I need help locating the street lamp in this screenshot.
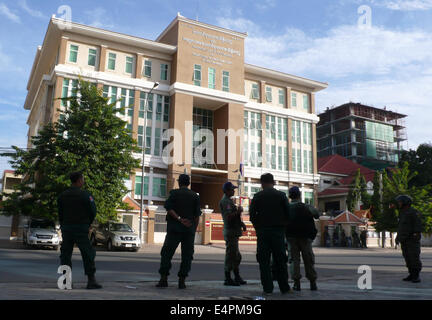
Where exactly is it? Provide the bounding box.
[139,81,159,243]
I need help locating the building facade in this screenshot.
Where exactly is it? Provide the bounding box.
[0,170,23,239]
[317,103,407,170]
[24,14,327,215]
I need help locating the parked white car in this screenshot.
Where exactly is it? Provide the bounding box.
[23,218,61,250]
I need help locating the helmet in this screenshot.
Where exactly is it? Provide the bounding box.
[289,186,301,199]
[395,195,412,206]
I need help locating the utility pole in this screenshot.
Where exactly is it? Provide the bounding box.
[139,82,159,243]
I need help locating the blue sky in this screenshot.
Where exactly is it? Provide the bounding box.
[1,0,432,174]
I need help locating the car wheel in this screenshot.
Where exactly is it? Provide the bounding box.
[90,234,97,247]
[52,246,59,251]
[132,248,139,252]
[107,239,113,251]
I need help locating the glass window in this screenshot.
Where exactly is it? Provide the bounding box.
[69,45,78,63]
[156,95,163,121]
[88,48,96,66]
[251,83,259,99]
[108,52,116,70]
[194,64,201,86]
[125,56,133,74]
[160,64,168,80]
[278,89,285,105]
[222,71,229,92]
[134,176,149,196]
[152,177,167,197]
[208,67,215,89]
[144,60,152,77]
[303,94,309,111]
[145,126,151,155]
[163,96,170,123]
[265,87,272,102]
[137,125,144,148]
[61,79,69,107]
[291,92,297,107]
[154,128,161,156]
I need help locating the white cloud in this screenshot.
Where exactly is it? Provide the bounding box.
[18,0,45,18]
[255,0,276,10]
[382,0,432,10]
[217,16,432,149]
[0,3,20,23]
[84,7,115,29]
[218,17,432,79]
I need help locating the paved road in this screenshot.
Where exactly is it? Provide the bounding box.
[1,241,432,299]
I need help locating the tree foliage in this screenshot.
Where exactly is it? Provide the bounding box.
[369,162,432,233]
[346,169,371,212]
[399,143,432,188]
[0,79,140,223]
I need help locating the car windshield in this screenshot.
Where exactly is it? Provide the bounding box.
[110,223,132,232]
[30,220,55,229]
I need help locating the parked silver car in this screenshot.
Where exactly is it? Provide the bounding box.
[23,218,61,250]
[90,221,141,252]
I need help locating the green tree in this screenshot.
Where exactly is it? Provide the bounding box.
[370,162,432,241]
[346,169,371,212]
[1,79,140,223]
[400,143,432,188]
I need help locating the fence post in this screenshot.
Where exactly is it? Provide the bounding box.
[201,208,214,245]
[146,205,158,244]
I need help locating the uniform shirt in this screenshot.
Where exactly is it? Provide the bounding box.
[397,207,422,242]
[219,194,243,236]
[249,187,290,229]
[285,199,319,239]
[58,186,96,227]
[164,187,201,233]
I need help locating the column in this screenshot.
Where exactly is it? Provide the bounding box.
[146,205,158,244]
[98,45,107,72]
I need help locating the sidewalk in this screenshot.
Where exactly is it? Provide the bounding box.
[2,274,432,300]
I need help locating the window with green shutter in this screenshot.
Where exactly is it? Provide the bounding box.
[208,67,215,89]
[125,56,133,74]
[303,94,309,111]
[265,87,272,102]
[278,89,285,105]
[251,83,259,99]
[108,53,116,70]
[291,92,297,107]
[160,64,168,80]
[69,45,78,63]
[194,64,201,86]
[144,60,152,77]
[222,71,229,92]
[134,176,149,196]
[88,48,96,66]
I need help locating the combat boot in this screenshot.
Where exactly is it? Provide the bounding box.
[224,271,240,286]
[403,269,413,281]
[86,274,102,289]
[411,269,421,283]
[156,275,168,288]
[310,280,318,291]
[293,280,301,291]
[234,270,247,285]
[178,276,186,289]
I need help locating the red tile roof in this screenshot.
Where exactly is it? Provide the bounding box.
[334,211,366,224]
[318,155,375,197]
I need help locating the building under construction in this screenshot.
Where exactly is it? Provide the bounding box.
[317,102,407,170]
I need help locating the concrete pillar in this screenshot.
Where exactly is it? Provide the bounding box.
[286,87,291,109]
[51,75,64,123]
[99,45,107,72]
[201,209,213,245]
[135,53,143,79]
[259,81,266,104]
[58,36,69,65]
[146,205,158,244]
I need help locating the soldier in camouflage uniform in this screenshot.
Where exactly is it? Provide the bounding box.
[285,186,319,291]
[219,182,247,286]
[394,195,423,283]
